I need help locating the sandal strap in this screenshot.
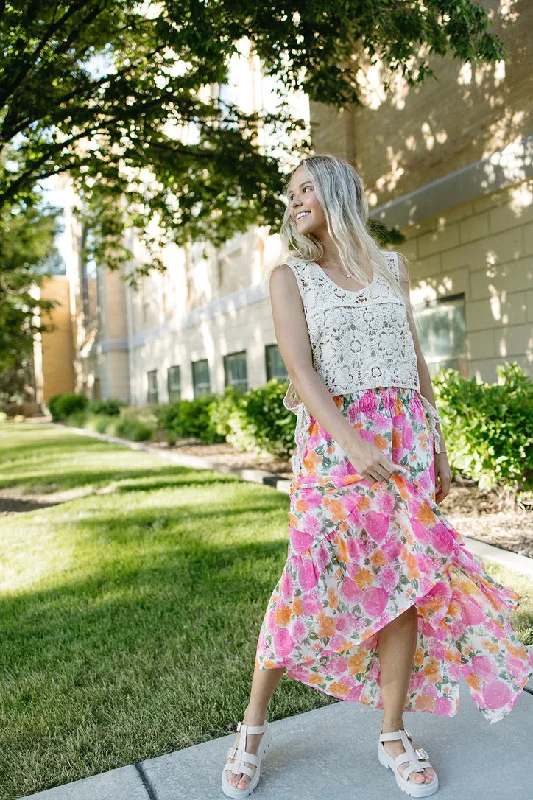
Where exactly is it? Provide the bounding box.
[226,720,267,776]
[380,729,433,781]
[237,720,268,735]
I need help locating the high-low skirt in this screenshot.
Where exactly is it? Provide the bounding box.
[254,386,533,723]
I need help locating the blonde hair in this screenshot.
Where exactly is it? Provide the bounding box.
[279,154,403,298]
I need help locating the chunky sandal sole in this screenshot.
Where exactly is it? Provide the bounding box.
[378,730,439,798]
[222,720,271,798]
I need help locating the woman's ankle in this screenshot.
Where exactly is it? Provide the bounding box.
[381,716,404,733]
[243,704,268,723]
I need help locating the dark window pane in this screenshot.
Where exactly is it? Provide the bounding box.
[224,351,248,392]
[147,369,159,404]
[191,359,211,398]
[413,294,467,377]
[167,365,181,403]
[265,344,288,381]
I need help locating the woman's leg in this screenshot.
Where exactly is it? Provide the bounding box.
[377,606,435,785]
[225,666,285,789]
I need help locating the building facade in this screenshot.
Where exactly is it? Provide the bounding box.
[44,3,532,406]
[311,0,533,384]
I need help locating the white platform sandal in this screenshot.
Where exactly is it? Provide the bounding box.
[221,718,271,798]
[378,728,439,797]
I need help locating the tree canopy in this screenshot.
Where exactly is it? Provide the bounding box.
[0,0,506,273]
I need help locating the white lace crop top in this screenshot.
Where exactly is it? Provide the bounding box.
[280,251,443,465]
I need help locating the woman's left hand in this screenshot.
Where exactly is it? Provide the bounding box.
[434,450,452,505]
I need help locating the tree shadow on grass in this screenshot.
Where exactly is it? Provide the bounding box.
[0,463,241,494]
[0,431,114,458]
[0,512,295,798]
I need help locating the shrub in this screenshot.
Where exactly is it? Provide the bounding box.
[208,386,244,440]
[82,414,118,435]
[48,393,65,421]
[156,395,225,444]
[210,379,294,459]
[63,410,89,428]
[88,399,123,416]
[432,362,533,491]
[114,414,154,442]
[48,393,88,421]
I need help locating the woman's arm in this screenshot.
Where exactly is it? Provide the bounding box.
[269,264,400,484]
[269,264,358,452]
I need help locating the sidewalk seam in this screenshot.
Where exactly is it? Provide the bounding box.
[134,762,159,800]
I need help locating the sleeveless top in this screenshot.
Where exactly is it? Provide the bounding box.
[280,251,443,473]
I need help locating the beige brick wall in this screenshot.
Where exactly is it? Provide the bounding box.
[311,1,533,207]
[398,180,533,382]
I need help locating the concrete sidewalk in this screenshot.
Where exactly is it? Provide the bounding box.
[24,676,533,800]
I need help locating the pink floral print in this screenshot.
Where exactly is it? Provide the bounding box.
[255,387,533,723]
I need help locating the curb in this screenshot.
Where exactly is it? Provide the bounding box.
[62,424,533,577]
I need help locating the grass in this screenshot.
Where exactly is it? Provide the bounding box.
[0,423,337,800]
[0,422,531,799]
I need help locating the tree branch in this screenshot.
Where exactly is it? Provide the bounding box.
[0,0,97,107]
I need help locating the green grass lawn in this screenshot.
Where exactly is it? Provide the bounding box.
[0,423,338,799]
[0,422,531,799]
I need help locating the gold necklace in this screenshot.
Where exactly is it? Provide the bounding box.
[319,260,363,279]
[319,260,353,278]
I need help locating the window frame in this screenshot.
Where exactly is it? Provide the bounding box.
[167,365,181,403]
[191,358,211,398]
[223,350,248,392]
[265,343,288,382]
[147,369,159,404]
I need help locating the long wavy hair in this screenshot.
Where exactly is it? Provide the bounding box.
[279,154,404,298]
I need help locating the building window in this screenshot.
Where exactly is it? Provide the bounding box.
[224,350,248,392]
[147,369,159,404]
[265,344,288,382]
[413,293,467,378]
[191,358,211,397]
[167,365,181,403]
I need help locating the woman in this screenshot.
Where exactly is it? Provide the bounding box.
[221,155,533,799]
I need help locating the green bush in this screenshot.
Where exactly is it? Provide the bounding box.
[208,386,245,441]
[48,393,88,421]
[82,414,118,435]
[63,410,89,428]
[210,379,294,459]
[114,414,154,442]
[156,395,225,444]
[88,399,123,416]
[432,362,533,491]
[48,393,65,421]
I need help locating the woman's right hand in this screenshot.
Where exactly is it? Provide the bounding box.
[344,435,404,485]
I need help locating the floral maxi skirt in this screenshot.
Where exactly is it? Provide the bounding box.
[254,386,533,723]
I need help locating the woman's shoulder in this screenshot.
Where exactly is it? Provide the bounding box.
[268,255,310,282]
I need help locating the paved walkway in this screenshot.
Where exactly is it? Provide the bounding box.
[21,427,533,799]
[24,675,533,800]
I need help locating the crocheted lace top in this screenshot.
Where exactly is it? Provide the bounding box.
[280,251,443,473]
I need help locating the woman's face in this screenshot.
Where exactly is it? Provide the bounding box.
[287,165,327,239]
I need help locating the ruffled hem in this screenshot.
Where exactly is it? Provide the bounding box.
[260,386,533,723]
[255,469,533,724]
